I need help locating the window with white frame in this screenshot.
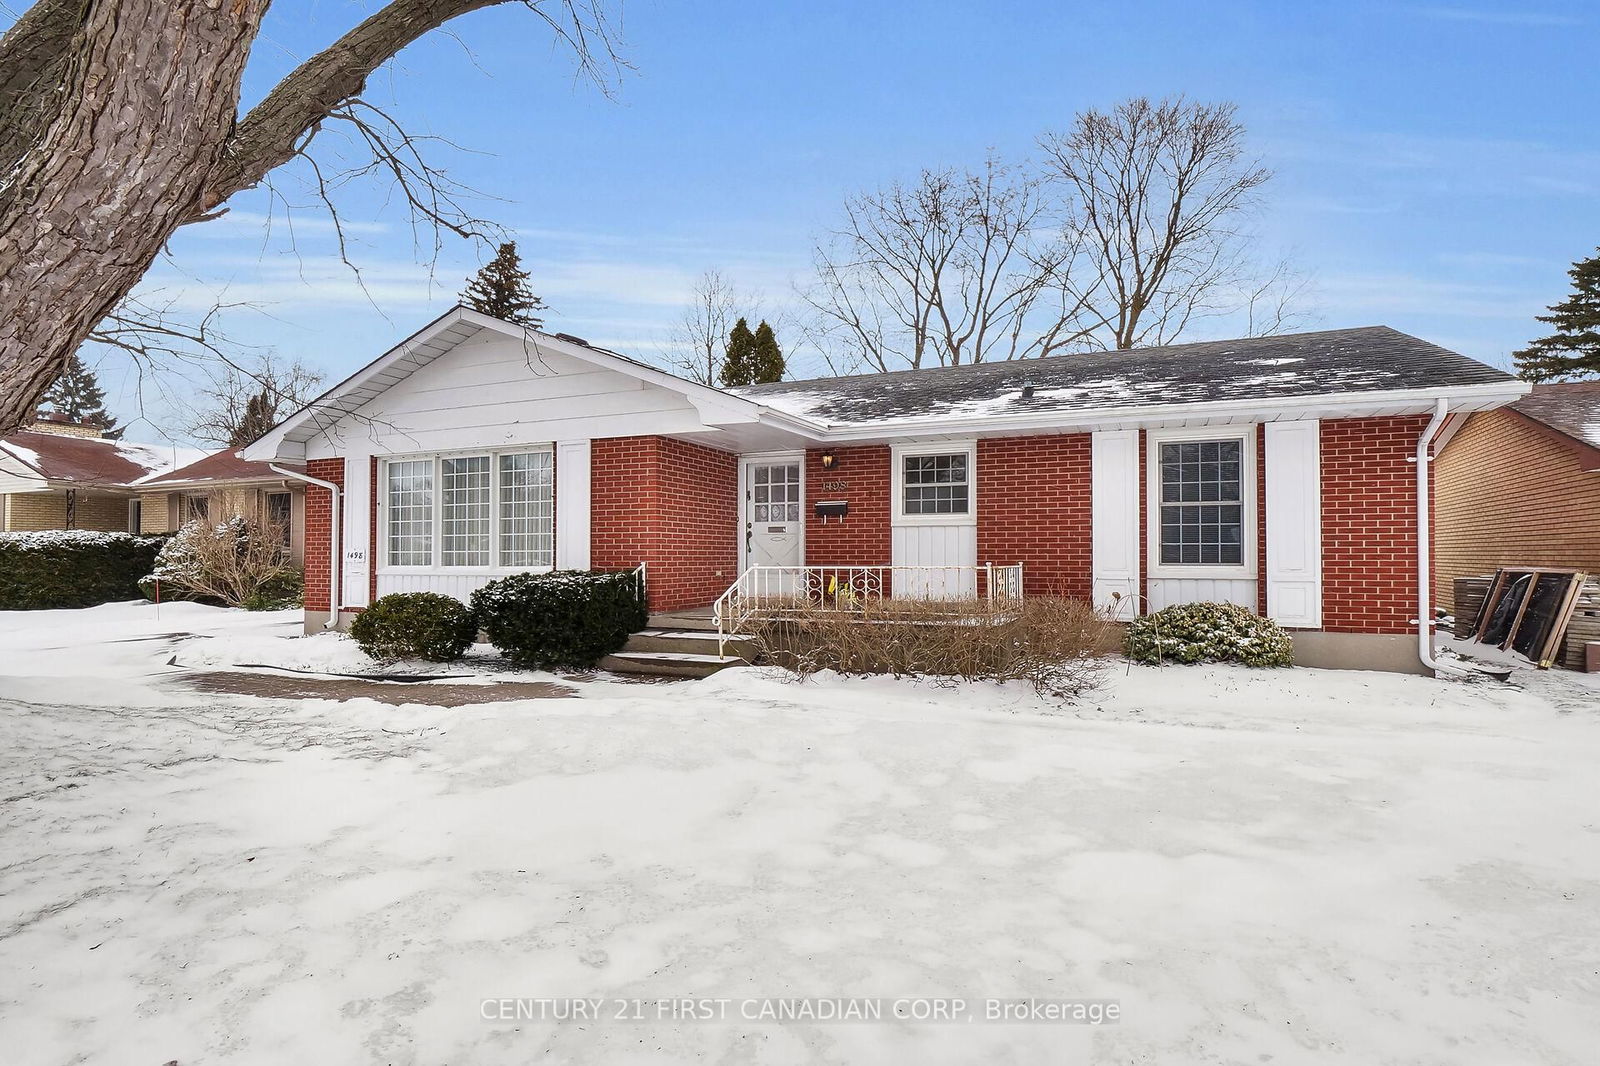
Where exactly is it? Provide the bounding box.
[440,455,492,566]
[384,449,554,569]
[386,459,434,566]
[901,452,970,516]
[1158,438,1244,565]
[498,451,554,567]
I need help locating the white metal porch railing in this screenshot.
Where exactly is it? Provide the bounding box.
[712,563,1024,655]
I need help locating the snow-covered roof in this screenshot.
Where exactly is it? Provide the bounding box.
[1508,381,1600,452]
[0,430,204,489]
[733,327,1521,428]
[138,449,303,489]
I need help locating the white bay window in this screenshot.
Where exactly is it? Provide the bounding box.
[383,448,554,570]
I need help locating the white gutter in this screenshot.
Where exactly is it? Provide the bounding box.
[1414,400,1472,678]
[271,464,340,630]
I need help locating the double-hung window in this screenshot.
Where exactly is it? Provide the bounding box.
[901,452,971,517]
[384,448,553,570]
[1158,438,1245,566]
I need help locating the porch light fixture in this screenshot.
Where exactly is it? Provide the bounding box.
[820,451,838,470]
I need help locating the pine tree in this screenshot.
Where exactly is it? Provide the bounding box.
[230,391,277,447]
[42,353,120,436]
[1514,248,1600,381]
[719,318,757,388]
[750,320,786,384]
[462,241,548,327]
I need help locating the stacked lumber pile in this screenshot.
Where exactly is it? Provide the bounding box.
[1453,571,1599,671]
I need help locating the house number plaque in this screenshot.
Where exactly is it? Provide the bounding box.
[823,480,848,492]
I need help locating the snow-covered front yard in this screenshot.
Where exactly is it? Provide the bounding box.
[3,603,1599,1064]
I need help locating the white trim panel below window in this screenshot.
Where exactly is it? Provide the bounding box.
[1090,429,1140,617]
[1264,419,1323,628]
[555,440,592,571]
[1148,578,1258,612]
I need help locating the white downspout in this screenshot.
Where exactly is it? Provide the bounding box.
[272,464,341,630]
[1414,400,1461,677]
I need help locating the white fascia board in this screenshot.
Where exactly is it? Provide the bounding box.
[800,380,1533,444]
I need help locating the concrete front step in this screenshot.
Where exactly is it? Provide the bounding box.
[598,650,750,679]
[646,609,718,633]
[626,628,756,657]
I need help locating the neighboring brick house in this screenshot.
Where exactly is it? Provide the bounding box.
[136,450,308,567]
[0,416,202,533]
[1435,382,1600,612]
[243,307,1530,673]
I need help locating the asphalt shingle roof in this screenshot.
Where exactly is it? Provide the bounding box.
[1508,381,1600,450]
[734,326,1516,426]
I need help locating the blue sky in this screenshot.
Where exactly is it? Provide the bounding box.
[97,0,1597,441]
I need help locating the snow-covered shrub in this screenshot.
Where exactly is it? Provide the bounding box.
[143,517,302,610]
[470,570,647,669]
[748,596,1114,702]
[1125,601,1293,667]
[349,592,478,662]
[0,530,165,610]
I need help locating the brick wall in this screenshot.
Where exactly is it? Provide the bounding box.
[303,458,344,613]
[1,490,128,532]
[976,434,1092,599]
[1435,409,1600,612]
[1320,415,1429,634]
[591,436,738,611]
[805,446,891,567]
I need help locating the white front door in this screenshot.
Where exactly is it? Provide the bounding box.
[743,459,804,582]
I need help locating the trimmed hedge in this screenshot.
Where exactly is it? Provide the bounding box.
[470,570,647,669]
[349,592,479,662]
[1126,601,1294,667]
[0,530,165,610]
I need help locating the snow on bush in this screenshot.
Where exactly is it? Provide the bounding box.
[470,570,646,669]
[349,592,478,662]
[144,517,301,610]
[1125,601,1293,667]
[0,529,164,610]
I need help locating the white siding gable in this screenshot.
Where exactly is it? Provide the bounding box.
[302,333,708,459]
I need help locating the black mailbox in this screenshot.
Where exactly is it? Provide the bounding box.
[814,500,848,520]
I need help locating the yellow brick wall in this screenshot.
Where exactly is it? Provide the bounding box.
[0,490,130,532]
[1435,409,1600,611]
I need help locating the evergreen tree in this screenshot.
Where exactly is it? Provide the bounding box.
[230,391,277,447]
[42,353,120,436]
[462,241,548,327]
[719,318,757,387]
[750,320,786,384]
[1514,248,1600,381]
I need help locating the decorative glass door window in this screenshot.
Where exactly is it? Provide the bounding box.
[440,455,492,566]
[1158,440,1243,565]
[902,453,969,515]
[386,459,434,566]
[498,451,554,567]
[752,463,801,523]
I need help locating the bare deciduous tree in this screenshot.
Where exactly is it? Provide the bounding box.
[669,270,753,385]
[0,0,623,436]
[1037,96,1274,351]
[189,355,327,447]
[803,158,1067,372]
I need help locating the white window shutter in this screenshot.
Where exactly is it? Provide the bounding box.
[1264,420,1322,628]
[555,440,591,571]
[1091,430,1140,618]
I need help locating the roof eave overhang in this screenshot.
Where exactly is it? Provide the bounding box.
[797,380,1534,444]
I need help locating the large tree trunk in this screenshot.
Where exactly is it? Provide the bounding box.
[0,0,567,438]
[0,0,269,436]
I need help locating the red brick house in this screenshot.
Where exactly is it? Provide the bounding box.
[243,307,1529,673]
